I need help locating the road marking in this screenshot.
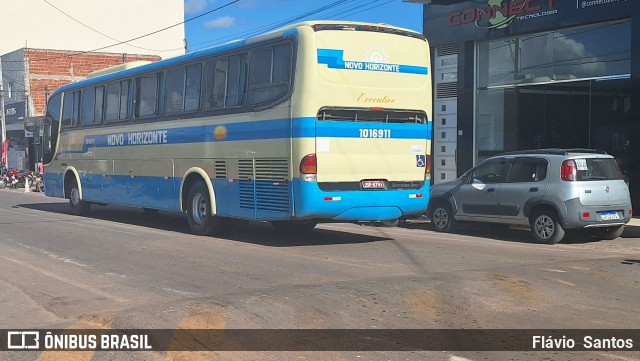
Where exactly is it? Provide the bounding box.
[596,353,640,361]
[72,222,141,236]
[0,255,129,303]
[450,356,475,361]
[542,268,567,273]
[554,278,576,287]
[160,286,200,297]
[17,243,91,267]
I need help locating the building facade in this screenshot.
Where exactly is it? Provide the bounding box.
[1,49,160,170]
[423,0,640,212]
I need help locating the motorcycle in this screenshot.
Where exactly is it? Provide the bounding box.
[6,170,32,189]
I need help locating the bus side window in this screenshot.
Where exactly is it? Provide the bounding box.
[62,92,75,127]
[226,54,248,107]
[165,67,185,115]
[204,59,228,110]
[135,74,158,118]
[120,79,132,120]
[250,43,292,105]
[72,91,81,126]
[94,85,104,123]
[80,87,95,125]
[43,93,61,164]
[185,63,202,112]
[105,82,120,121]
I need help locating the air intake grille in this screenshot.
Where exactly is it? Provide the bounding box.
[255,159,289,212]
[437,44,459,57]
[238,159,255,209]
[436,82,458,99]
[214,160,227,179]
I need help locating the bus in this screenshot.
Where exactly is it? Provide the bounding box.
[41,21,432,235]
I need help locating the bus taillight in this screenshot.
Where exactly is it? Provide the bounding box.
[300,153,317,182]
[425,154,431,181]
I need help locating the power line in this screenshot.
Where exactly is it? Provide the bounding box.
[41,0,182,53]
[189,0,404,52]
[2,0,241,64]
[188,0,356,50]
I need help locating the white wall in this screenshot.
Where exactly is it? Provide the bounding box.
[1,0,184,59]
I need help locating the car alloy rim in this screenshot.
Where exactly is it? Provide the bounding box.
[433,208,448,229]
[534,215,554,239]
[191,193,207,225]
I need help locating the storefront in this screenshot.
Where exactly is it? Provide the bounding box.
[423,0,640,212]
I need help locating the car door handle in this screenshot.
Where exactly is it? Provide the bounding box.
[530,187,539,192]
[487,188,495,193]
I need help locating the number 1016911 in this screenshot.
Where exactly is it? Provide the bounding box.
[359,129,391,138]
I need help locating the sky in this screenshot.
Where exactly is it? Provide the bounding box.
[183,0,424,52]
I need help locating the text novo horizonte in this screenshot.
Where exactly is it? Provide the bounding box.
[106,130,168,146]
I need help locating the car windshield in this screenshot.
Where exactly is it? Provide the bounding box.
[575,158,623,181]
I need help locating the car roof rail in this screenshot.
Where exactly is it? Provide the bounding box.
[499,148,608,156]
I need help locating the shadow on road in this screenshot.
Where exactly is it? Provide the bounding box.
[400,219,634,245]
[17,202,390,247]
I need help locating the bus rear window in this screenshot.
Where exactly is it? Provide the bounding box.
[317,108,426,124]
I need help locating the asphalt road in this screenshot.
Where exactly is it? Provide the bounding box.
[0,188,639,361]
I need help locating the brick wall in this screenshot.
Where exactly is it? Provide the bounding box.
[25,48,161,115]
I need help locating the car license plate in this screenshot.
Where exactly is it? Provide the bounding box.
[361,180,385,189]
[600,211,620,221]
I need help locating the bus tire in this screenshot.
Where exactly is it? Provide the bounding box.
[68,179,90,216]
[186,181,221,236]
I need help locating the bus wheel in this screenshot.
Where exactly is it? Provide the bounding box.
[69,180,90,216]
[271,220,317,233]
[186,181,221,236]
[381,219,400,227]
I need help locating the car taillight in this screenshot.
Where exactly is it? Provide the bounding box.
[561,159,577,181]
[425,154,431,181]
[300,153,317,182]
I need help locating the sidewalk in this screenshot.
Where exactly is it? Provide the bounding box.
[628,217,640,227]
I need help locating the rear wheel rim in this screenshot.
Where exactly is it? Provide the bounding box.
[534,215,554,239]
[70,188,81,207]
[433,208,449,229]
[191,193,207,225]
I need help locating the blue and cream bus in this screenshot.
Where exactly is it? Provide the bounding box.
[41,21,433,235]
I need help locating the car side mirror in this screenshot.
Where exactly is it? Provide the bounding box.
[461,175,470,184]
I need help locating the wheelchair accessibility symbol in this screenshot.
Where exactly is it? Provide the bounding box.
[416,155,426,167]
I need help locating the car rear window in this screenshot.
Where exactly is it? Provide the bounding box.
[575,158,623,181]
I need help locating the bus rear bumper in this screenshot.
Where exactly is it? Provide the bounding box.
[293,180,429,221]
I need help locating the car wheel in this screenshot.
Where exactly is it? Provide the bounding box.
[186,181,222,236]
[530,209,565,244]
[430,201,455,232]
[590,225,624,240]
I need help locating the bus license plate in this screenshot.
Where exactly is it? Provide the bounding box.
[361,180,385,189]
[600,211,620,221]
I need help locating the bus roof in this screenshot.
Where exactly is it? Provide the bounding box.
[51,20,423,97]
